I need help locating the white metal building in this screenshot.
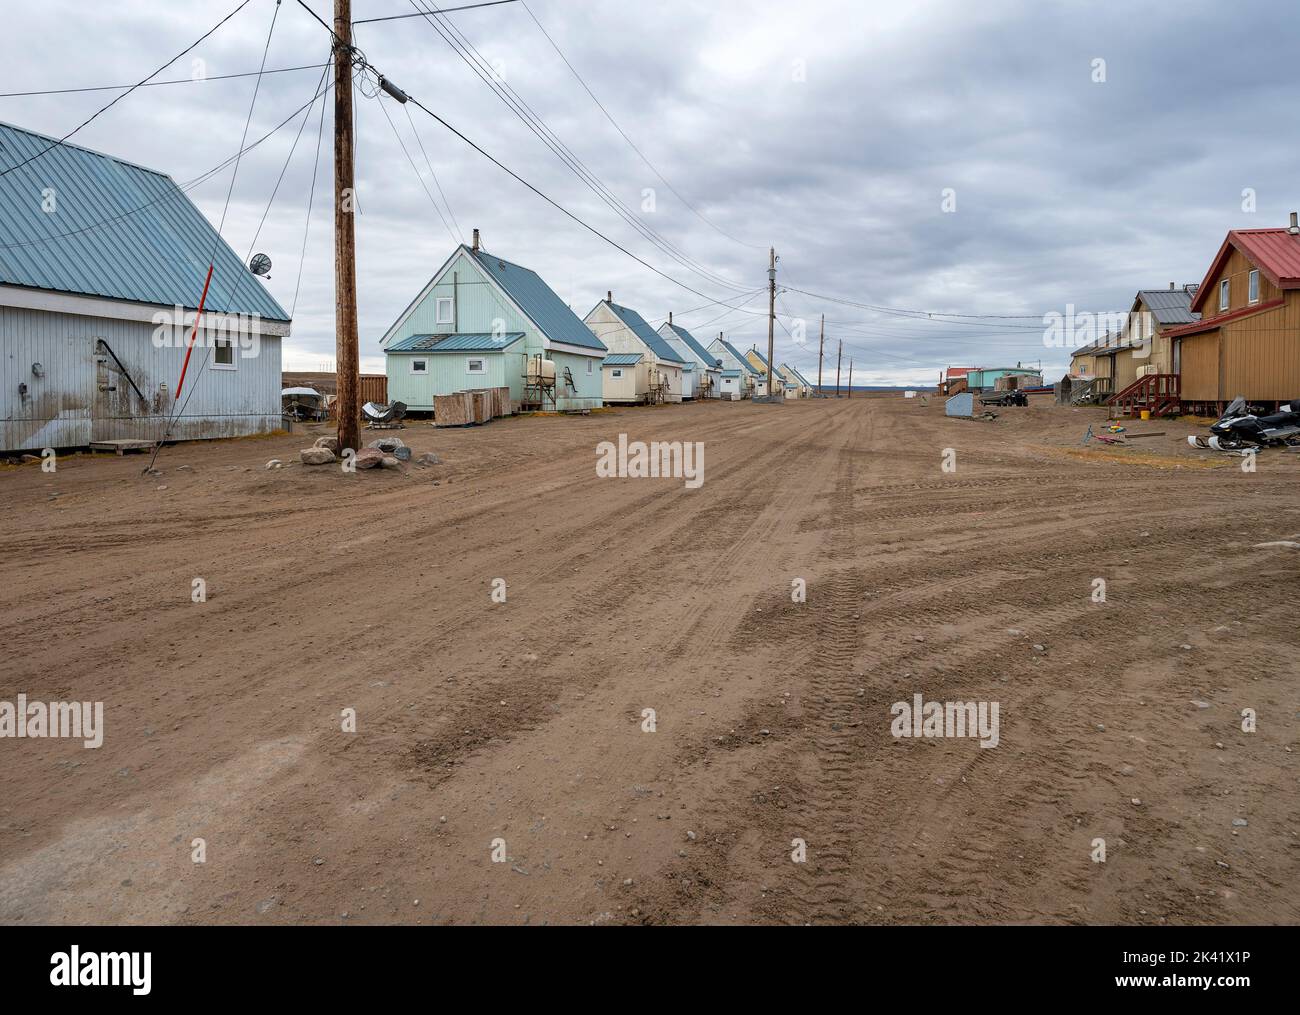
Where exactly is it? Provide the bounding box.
[0,122,290,452]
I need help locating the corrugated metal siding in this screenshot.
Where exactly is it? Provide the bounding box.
[550,350,602,410]
[471,247,605,352]
[2,305,280,450]
[0,122,288,321]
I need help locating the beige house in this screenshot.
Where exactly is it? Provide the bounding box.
[584,294,686,404]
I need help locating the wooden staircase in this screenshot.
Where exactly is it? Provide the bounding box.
[1108,373,1181,417]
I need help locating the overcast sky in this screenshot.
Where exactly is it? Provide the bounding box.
[3,0,1299,383]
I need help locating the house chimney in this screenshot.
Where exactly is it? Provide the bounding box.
[472,228,480,252]
[1169,282,1175,290]
[607,290,612,303]
[1290,211,1299,235]
[668,311,673,325]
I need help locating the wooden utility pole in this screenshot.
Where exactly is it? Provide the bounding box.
[835,340,842,397]
[848,358,853,398]
[766,247,776,397]
[817,313,824,396]
[334,0,360,452]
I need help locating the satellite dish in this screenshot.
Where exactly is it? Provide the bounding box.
[249,253,272,277]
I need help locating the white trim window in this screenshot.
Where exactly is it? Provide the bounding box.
[211,336,237,370]
[435,297,454,325]
[466,357,486,374]
[611,368,623,378]
[586,358,594,375]
[1219,278,1230,311]
[410,358,429,375]
[1248,268,1260,304]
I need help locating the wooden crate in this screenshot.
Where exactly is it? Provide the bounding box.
[433,392,475,427]
[470,391,490,423]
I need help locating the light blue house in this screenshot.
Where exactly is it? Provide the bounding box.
[658,314,722,399]
[381,234,606,412]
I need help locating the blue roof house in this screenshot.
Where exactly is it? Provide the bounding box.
[380,232,606,412]
[707,336,761,399]
[658,313,722,399]
[584,293,687,404]
[0,122,291,451]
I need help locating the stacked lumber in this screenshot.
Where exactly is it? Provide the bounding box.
[433,392,474,427]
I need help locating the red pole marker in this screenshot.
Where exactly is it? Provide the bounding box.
[176,263,215,401]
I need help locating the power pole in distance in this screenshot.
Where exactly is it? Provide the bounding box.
[817,313,824,396]
[835,340,842,398]
[334,0,360,453]
[766,247,777,398]
[848,358,853,398]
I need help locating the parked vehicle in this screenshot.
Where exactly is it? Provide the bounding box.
[1187,396,1300,451]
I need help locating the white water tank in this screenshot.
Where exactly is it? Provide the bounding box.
[527,356,556,384]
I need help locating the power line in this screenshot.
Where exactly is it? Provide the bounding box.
[0,0,257,179]
[374,90,460,246]
[403,101,462,242]
[291,71,331,318]
[353,0,520,24]
[520,0,766,253]
[0,82,335,252]
[404,0,754,296]
[0,63,329,99]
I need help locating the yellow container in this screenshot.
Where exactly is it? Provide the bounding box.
[1140,409,1151,421]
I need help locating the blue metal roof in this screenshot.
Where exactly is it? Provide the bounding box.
[713,339,761,374]
[661,320,722,369]
[603,352,643,365]
[387,332,525,352]
[603,301,686,363]
[720,369,742,377]
[471,247,606,353]
[0,121,290,321]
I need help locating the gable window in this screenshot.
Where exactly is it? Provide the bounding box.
[1248,268,1260,304]
[466,357,486,374]
[212,336,236,370]
[1219,278,1230,311]
[435,297,454,325]
[410,358,428,375]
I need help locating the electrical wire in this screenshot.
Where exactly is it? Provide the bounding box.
[0,63,328,99]
[405,0,754,296]
[0,0,257,179]
[520,0,766,253]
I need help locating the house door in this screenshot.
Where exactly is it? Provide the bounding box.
[1172,339,1181,375]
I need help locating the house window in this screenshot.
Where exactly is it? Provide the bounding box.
[586,358,593,375]
[212,336,236,370]
[611,368,623,378]
[410,358,428,375]
[466,357,486,374]
[435,297,453,325]
[1219,279,1230,311]
[1248,269,1260,304]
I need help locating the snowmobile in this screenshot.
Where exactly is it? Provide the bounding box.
[1187,396,1300,452]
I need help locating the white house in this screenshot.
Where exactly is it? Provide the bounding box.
[708,337,762,399]
[584,294,687,404]
[658,313,722,399]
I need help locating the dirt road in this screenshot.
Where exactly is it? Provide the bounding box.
[1,396,1297,925]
